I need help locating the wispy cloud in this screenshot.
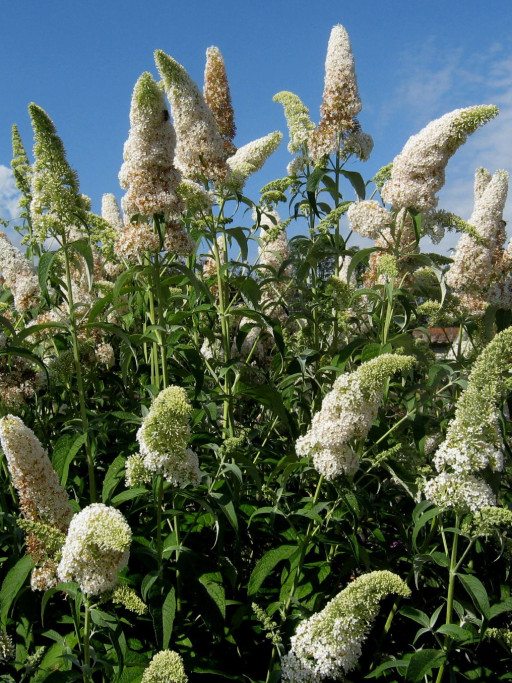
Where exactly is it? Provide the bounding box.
[382,41,512,232]
[0,165,21,221]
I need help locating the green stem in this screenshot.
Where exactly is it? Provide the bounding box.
[212,211,235,437]
[83,597,92,683]
[156,476,164,573]
[435,514,461,683]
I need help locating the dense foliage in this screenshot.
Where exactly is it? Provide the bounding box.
[1,23,512,683]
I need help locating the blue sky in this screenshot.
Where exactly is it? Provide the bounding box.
[1,0,511,253]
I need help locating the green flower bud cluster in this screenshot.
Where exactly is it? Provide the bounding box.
[137,386,201,488]
[141,650,188,683]
[110,584,148,615]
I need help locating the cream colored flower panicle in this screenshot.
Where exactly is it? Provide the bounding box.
[204,46,236,157]
[281,571,411,682]
[296,354,414,480]
[308,25,363,162]
[0,415,71,532]
[0,231,40,311]
[381,106,498,211]
[425,326,512,513]
[347,200,392,240]
[57,503,131,595]
[136,386,201,487]
[225,131,282,192]
[155,50,227,183]
[0,415,72,590]
[141,650,188,683]
[101,193,124,232]
[446,168,509,310]
[257,209,292,277]
[119,72,183,219]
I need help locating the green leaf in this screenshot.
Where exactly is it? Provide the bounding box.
[436,624,474,642]
[111,488,148,506]
[247,545,297,596]
[489,597,512,620]
[69,238,94,291]
[199,573,226,619]
[102,455,126,504]
[161,586,176,649]
[0,346,49,380]
[38,250,57,299]
[405,649,445,682]
[340,169,366,200]
[347,247,380,282]
[412,505,441,550]
[399,606,430,628]
[430,551,450,568]
[0,554,33,625]
[365,659,409,678]
[459,573,491,620]
[52,433,87,487]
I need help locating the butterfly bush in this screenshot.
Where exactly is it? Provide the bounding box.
[308,24,364,162]
[204,45,236,157]
[0,415,72,589]
[133,385,201,487]
[296,354,415,479]
[446,168,510,310]
[347,200,392,240]
[155,49,227,183]
[381,105,498,212]
[425,326,512,512]
[57,503,131,595]
[119,72,183,219]
[225,131,283,192]
[281,571,411,682]
[29,103,88,243]
[141,650,188,683]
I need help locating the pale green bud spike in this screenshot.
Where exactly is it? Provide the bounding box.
[155,50,188,88]
[11,124,32,201]
[28,103,87,242]
[110,584,148,615]
[273,91,315,154]
[134,71,164,109]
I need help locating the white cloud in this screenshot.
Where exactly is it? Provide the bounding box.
[383,42,512,248]
[0,165,21,220]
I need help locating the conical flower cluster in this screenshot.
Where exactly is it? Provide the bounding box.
[155,50,227,183]
[141,650,188,683]
[204,46,236,157]
[308,24,363,162]
[29,103,88,242]
[57,503,131,595]
[0,415,72,589]
[119,72,183,219]
[136,386,201,487]
[296,354,414,479]
[381,105,498,211]
[281,571,411,681]
[225,131,282,192]
[425,326,512,513]
[446,168,510,311]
